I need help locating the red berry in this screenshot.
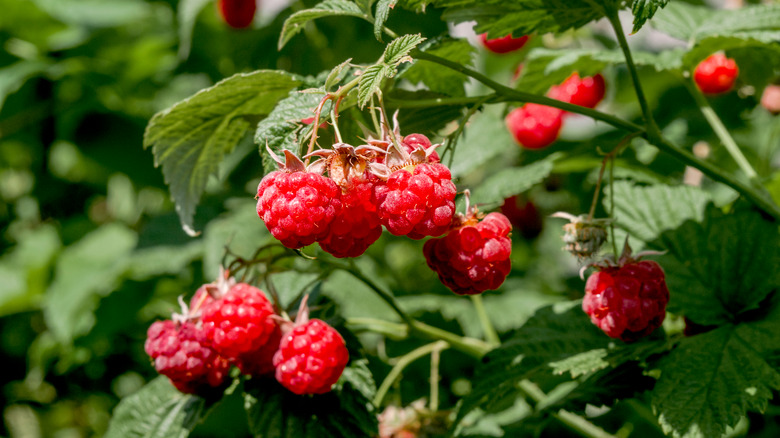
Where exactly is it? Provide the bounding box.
[236,326,282,376]
[505,104,564,149]
[256,169,342,249]
[144,320,230,394]
[761,84,780,114]
[694,53,739,95]
[403,133,440,163]
[583,260,669,342]
[374,163,457,239]
[500,196,542,239]
[548,73,606,109]
[201,283,278,360]
[319,176,383,258]
[479,33,529,54]
[273,319,349,395]
[423,212,513,295]
[217,0,256,29]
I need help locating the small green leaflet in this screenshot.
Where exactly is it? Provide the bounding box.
[652,307,780,438]
[104,377,205,438]
[278,0,366,50]
[373,0,397,40]
[655,208,780,326]
[357,34,426,108]
[630,0,669,34]
[144,70,300,235]
[437,0,619,39]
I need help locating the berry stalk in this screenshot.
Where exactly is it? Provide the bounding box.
[470,294,500,347]
[373,341,450,407]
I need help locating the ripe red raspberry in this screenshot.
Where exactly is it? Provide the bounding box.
[583,258,669,342]
[761,84,780,114]
[479,33,530,54]
[548,73,606,109]
[217,0,256,29]
[505,104,564,149]
[256,150,342,249]
[424,211,512,295]
[500,196,542,239]
[402,134,440,163]
[694,53,739,95]
[200,282,278,360]
[374,162,457,239]
[235,326,282,376]
[319,176,383,257]
[144,320,230,394]
[273,319,349,395]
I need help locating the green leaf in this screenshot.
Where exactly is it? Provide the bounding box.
[652,313,780,438]
[357,64,391,109]
[44,224,137,345]
[0,60,51,112]
[105,377,205,438]
[374,0,397,40]
[655,208,780,326]
[650,3,713,42]
[325,58,354,91]
[177,0,212,59]
[30,0,152,27]
[400,38,474,97]
[456,302,611,426]
[448,105,516,179]
[606,181,711,245]
[548,349,610,378]
[383,33,426,66]
[144,70,300,234]
[255,91,328,175]
[202,198,271,279]
[386,90,464,137]
[467,154,559,209]
[631,0,670,34]
[127,241,204,281]
[243,362,378,437]
[278,0,366,50]
[436,0,618,39]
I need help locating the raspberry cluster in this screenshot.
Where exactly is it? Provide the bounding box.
[506,72,606,150]
[144,271,349,396]
[424,208,513,295]
[583,254,670,342]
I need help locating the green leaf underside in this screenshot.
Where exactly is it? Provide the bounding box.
[467,154,559,209]
[652,308,780,438]
[606,181,711,245]
[400,38,475,97]
[278,0,366,50]
[244,361,377,438]
[143,70,300,233]
[255,91,327,176]
[631,0,670,34]
[436,0,618,38]
[104,377,204,438]
[655,208,780,326]
[374,0,398,40]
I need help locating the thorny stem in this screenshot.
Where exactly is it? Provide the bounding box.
[373,341,449,407]
[684,78,759,180]
[411,48,780,221]
[470,295,500,347]
[607,9,660,141]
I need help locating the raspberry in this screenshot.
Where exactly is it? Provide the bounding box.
[236,326,282,376]
[479,33,530,54]
[217,0,256,29]
[273,319,349,395]
[505,104,564,149]
[761,84,780,114]
[694,53,739,95]
[500,196,542,239]
[548,73,606,109]
[256,151,342,249]
[583,259,669,342]
[144,320,230,394]
[403,134,440,163]
[374,162,457,239]
[424,211,512,295]
[319,176,383,257]
[201,282,278,360]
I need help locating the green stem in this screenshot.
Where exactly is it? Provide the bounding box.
[345,317,409,340]
[411,51,643,133]
[340,265,415,327]
[606,9,660,140]
[385,94,500,108]
[470,295,500,347]
[430,344,442,411]
[684,78,759,180]
[373,341,449,407]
